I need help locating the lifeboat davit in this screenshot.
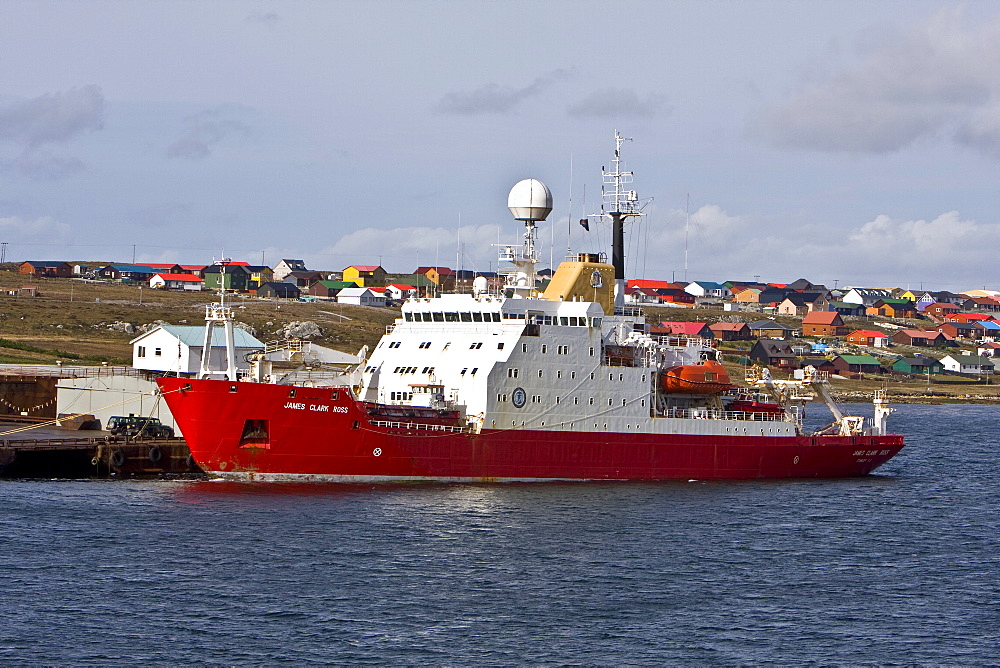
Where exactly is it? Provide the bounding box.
[660,360,733,395]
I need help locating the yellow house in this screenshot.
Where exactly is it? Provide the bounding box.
[342,265,387,287]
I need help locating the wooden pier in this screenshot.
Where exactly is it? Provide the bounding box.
[0,436,201,478]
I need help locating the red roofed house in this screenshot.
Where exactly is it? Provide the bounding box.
[892,329,946,347]
[149,273,204,291]
[384,284,416,301]
[801,311,848,337]
[944,312,996,323]
[708,322,753,341]
[414,266,455,291]
[846,330,890,347]
[651,322,713,339]
[924,302,961,321]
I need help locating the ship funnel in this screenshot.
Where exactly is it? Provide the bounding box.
[508,179,552,222]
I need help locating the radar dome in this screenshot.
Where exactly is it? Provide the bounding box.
[508,179,553,221]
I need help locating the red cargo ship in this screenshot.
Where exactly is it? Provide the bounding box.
[158,133,903,481]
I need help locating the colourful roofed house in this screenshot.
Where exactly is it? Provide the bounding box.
[414,266,455,291]
[831,354,883,376]
[651,322,713,339]
[342,265,387,287]
[924,302,962,321]
[892,329,946,347]
[892,356,944,375]
[846,330,891,347]
[708,322,753,341]
[19,261,72,278]
[801,311,847,337]
[865,298,916,318]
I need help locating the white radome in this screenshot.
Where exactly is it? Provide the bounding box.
[508,178,553,221]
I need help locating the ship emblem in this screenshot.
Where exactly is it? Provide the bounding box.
[511,387,527,408]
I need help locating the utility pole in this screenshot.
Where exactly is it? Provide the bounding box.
[0,242,7,263]
[132,244,136,264]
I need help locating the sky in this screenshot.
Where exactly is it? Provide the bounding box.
[2,0,999,292]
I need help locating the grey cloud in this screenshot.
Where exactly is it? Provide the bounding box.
[166,107,252,160]
[12,151,86,181]
[436,70,570,115]
[567,88,669,119]
[0,85,105,147]
[752,9,1000,154]
[248,12,279,26]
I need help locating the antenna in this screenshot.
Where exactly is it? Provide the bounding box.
[684,193,690,282]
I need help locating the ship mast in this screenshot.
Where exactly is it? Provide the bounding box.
[501,178,552,298]
[199,258,238,381]
[595,130,644,311]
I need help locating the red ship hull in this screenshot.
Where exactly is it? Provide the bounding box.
[157,377,904,481]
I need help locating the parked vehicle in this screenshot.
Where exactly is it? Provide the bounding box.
[106,415,174,438]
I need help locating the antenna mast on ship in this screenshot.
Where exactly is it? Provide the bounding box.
[592,130,646,311]
[501,178,553,298]
[199,257,238,381]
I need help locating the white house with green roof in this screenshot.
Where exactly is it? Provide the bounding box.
[940,354,995,375]
[130,325,265,375]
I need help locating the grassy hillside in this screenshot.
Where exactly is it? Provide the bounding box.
[0,268,398,364]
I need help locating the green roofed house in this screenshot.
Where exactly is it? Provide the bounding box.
[309,280,360,299]
[892,356,945,375]
[831,354,883,376]
[940,354,995,376]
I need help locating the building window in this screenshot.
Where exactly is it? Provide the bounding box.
[138,346,146,357]
[154,348,162,356]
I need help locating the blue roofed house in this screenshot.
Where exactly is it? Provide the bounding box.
[130,324,264,375]
[97,264,158,282]
[684,281,727,299]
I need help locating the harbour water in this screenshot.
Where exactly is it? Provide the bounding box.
[1,403,998,664]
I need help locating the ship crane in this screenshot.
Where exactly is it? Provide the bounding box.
[747,365,877,437]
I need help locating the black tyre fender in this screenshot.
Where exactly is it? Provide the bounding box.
[110,449,126,467]
[147,446,163,464]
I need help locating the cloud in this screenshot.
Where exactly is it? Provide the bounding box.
[247,12,279,26]
[0,215,71,243]
[0,85,105,148]
[567,88,669,119]
[436,70,570,115]
[751,8,1000,155]
[9,151,86,181]
[166,107,253,160]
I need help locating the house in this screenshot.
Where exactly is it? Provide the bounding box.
[414,266,456,291]
[245,265,274,288]
[892,356,945,375]
[940,354,995,375]
[866,298,916,319]
[976,321,1000,341]
[924,302,962,321]
[748,320,796,339]
[282,270,326,288]
[456,270,502,292]
[273,259,307,281]
[202,264,250,291]
[828,300,866,316]
[846,330,890,347]
[708,322,752,341]
[337,286,386,307]
[384,284,416,301]
[937,321,979,340]
[309,280,359,299]
[19,261,73,278]
[831,354,883,376]
[178,264,207,276]
[652,322,713,339]
[342,265,388,287]
[777,292,826,316]
[944,312,995,324]
[256,282,301,299]
[135,263,183,274]
[749,339,800,369]
[786,278,827,292]
[96,264,158,282]
[801,311,847,337]
[149,273,204,290]
[841,288,892,307]
[684,281,727,298]
[130,324,264,375]
[733,287,762,303]
[892,329,946,347]
[978,342,1000,357]
[962,297,1000,312]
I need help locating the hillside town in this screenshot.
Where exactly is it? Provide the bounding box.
[13,258,1000,387]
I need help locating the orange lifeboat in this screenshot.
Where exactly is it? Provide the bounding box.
[660,360,733,395]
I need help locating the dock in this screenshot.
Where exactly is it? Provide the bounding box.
[0,435,200,478]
